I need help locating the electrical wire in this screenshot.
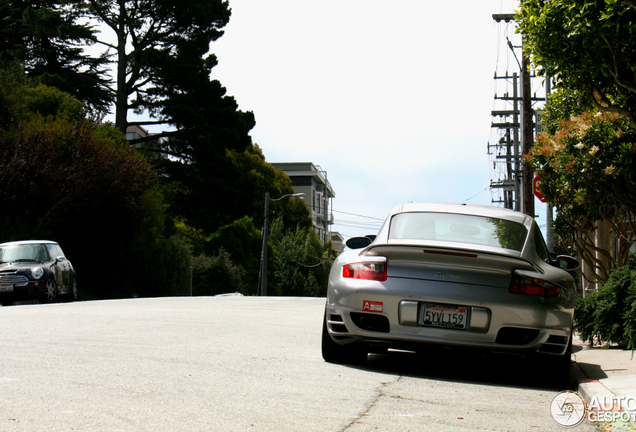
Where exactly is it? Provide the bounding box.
[331,209,384,221]
[464,186,491,203]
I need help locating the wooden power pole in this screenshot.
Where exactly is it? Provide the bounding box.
[521,46,535,217]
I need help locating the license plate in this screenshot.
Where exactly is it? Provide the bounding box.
[0,285,14,293]
[422,303,467,329]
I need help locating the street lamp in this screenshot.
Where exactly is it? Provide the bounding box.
[259,192,305,296]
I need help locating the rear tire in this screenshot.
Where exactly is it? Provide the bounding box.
[534,333,573,387]
[322,313,367,364]
[66,277,78,302]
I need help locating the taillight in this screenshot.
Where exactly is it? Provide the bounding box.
[343,262,387,281]
[509,274,561,297]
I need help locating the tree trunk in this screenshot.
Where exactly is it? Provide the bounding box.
[114,0,128,134]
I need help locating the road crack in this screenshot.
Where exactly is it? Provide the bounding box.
[341,376,402,431]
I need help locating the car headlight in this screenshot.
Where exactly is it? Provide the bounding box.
[31,267,44,279]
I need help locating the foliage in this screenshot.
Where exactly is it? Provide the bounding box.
[226,144,312,230]
[575,265,636,349]
[149,91,255,233]
[517,0,636,127]
[205,216,262,295]
[115,234,192,299]
[191,249,247,296]
[538,88,588,135]
[86,0,232,132]
[529,109,636,281]
[0,0,112,114]
[0,69,177,299]
[269,218,334,297]
[80,0,260,239]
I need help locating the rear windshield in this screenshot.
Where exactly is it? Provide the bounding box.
[388,212,528,252]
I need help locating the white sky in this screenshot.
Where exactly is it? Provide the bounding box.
[204,0,548,240]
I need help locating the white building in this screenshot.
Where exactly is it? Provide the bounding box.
[272,162,339,246]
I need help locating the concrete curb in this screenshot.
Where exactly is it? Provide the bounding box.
[578,378,615,407]
[575,349,636,431]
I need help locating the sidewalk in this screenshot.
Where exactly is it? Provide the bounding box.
[573,334,636,431]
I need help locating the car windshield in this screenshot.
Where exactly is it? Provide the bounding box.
[0,244,49,262]
[388,212,528,252]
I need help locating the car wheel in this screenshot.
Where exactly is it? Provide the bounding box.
[534,333,573,387]
[322,313,367,364]
[67,277,78,302]
[41,279,58,303]
[555,333,574,381]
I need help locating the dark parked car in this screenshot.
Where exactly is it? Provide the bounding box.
[0,240,78,305]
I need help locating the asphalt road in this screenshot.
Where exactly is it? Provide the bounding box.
[0,297,596,431]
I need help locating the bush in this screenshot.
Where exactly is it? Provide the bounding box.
[205,216,261,295]
[575,264,636,348]
[191,249,247,296]
[269,218,334,297]
[126,234,192,298]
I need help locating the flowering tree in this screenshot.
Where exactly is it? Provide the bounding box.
[529,109,636,281]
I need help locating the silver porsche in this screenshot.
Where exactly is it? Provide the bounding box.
[322,201,579,376]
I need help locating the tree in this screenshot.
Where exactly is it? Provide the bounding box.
[147,76,256,233]
[86,0,232,133]
[269,218,334,297]
[0,65,187,299]
[517,0,636,127]
[205,216,262,295]
[227,144,312,230]
[529,105,636,282]
[0,0,112,114]
[84,0,259,235]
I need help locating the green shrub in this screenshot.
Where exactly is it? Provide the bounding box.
[191,249,247,296]
[205,216,261,295]
[575,265,636,348]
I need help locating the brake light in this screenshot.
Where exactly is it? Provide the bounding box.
[509,274,561,297]
[343,262,387,281]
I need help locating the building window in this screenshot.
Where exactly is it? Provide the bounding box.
[315,192,322,215]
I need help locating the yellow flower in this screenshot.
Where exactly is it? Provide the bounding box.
[604,165,616,175]
[589,146,599,155]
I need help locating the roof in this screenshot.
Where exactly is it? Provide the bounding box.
[0,240,58,247]
[271,162,335,197]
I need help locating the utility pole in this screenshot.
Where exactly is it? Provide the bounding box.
[259,192,270,296]
[258,192,305,296]
[491,13,542,216]
[491,72,521,211]
[521,45,535,217]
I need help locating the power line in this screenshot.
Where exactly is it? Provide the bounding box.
[331,209,385,221]
[333,218,383,228]
[464,186,491,203]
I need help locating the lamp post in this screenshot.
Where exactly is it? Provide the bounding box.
[259,192,305,296]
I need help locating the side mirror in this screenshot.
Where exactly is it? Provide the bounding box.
[346,236,372,250]
[555,255,579,270]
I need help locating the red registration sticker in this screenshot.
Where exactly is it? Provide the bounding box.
[363,300,383,313]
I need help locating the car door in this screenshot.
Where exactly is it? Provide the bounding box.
[46,244,69,291]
